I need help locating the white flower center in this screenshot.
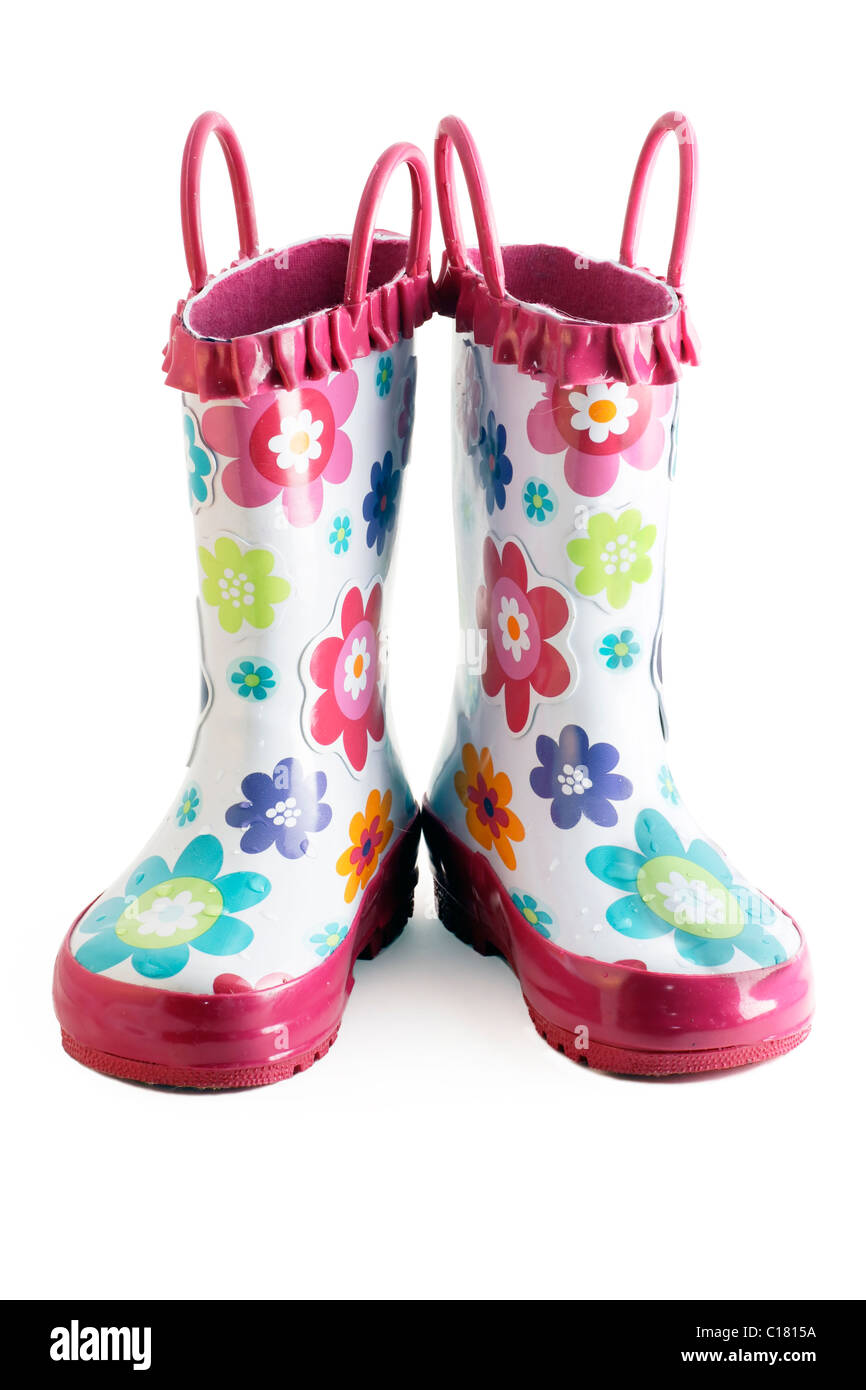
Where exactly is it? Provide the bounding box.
[216,567,256,608]
[602,536,638,576]
[556,763,593,796]
[265,797,299,829]
[268,409,324,474]
[137,890,205,937]
[497,596,531,661]
[343,637,371,698]
[657,871,725,927]
[568,382,638,443]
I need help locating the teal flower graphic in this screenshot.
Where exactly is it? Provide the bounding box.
[310,923,349,958]
[658,764,680,804]
[176,786,200,826]
[183,411,213,506]
[329,515,352,555]
[74,835,270,979]
[523,479,557,524]
[228,659,279,702]
[376,356,394,397]
[586,810,786,968]
[511,892,556,939]
[598,629,640,670]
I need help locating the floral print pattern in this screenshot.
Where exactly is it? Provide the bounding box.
[75,836,269,979]
[376,355,394,397]
[454,743,524,870]
[310,924,349,958]
[329,515,351,555]
[455,342,484,454]
[362,451,401,556]
[307,583,385,772]
[658,764,680,804]
[598,629,640,670]
[227,659,279,701]
[476,411,512,513]
[396,356,417,465]
[226,756,331,859]
[199,538,290,634]
[586,810,787,968]
[511,892,556,939]
[176,786,200,826]
[530,725,632,829]
[566,508,656,610]
[477,537,573,735]
[200,373,358,527]
[527,377,673,497]
[523,479,557,524]
[336,789,393,903]
[183,410,214,507]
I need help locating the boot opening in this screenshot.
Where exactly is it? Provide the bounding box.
[184,234,411,341]
[468,244,677,325]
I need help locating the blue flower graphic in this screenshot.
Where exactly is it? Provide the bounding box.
[183,412,213,506]
[329,515,352,555]
[598,629,641,671]
[226,756,331,860]
[310,924,349,958]
[477,411,512,513]
[228,659,279,701]
[74,835,269,979]
[530,725,633,829]
[376,355,394,397]
[362,451,401,555]
[586,809,786,968]
[175,786,200,826]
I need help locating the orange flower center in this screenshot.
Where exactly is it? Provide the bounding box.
[588,398,617,424]
[506,615,522,642]
[290,430,310,454]
[353,653,365,679]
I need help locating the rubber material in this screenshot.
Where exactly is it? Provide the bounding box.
[54,817,420,1090]
[423,806,813,1077]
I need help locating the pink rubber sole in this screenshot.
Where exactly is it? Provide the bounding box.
[525,1006,811,1076]
[54,817,420,1091]
[423,805,813,1077]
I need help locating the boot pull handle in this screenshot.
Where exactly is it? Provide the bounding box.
[344,143,432,308]
[434,116,506,300]
[620,111,697,292]
[181,111,259,294]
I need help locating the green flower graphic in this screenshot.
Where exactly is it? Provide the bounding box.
[199,537,290,634]
[566,508,656,610]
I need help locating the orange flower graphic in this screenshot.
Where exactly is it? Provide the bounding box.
[454,743,524,871]
[336,789,393,903]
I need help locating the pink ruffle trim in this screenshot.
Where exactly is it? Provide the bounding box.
[163,254,433,402]
[437,256,700,388]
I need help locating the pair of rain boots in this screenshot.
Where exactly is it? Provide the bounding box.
[53,110,814,1086]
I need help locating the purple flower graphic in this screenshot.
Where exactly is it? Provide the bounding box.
[530,725,632,829]
[226,756,332,859]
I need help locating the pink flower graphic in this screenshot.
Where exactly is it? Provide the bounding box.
[201,372,358,526]
[307,584,385,772]
[477,537,574,736]
[527,377,673,498]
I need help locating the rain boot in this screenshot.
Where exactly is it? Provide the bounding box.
[424,113,814,1075]
[53,112,433,1088]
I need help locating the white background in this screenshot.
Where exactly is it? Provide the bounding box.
[3,0,864,1301]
